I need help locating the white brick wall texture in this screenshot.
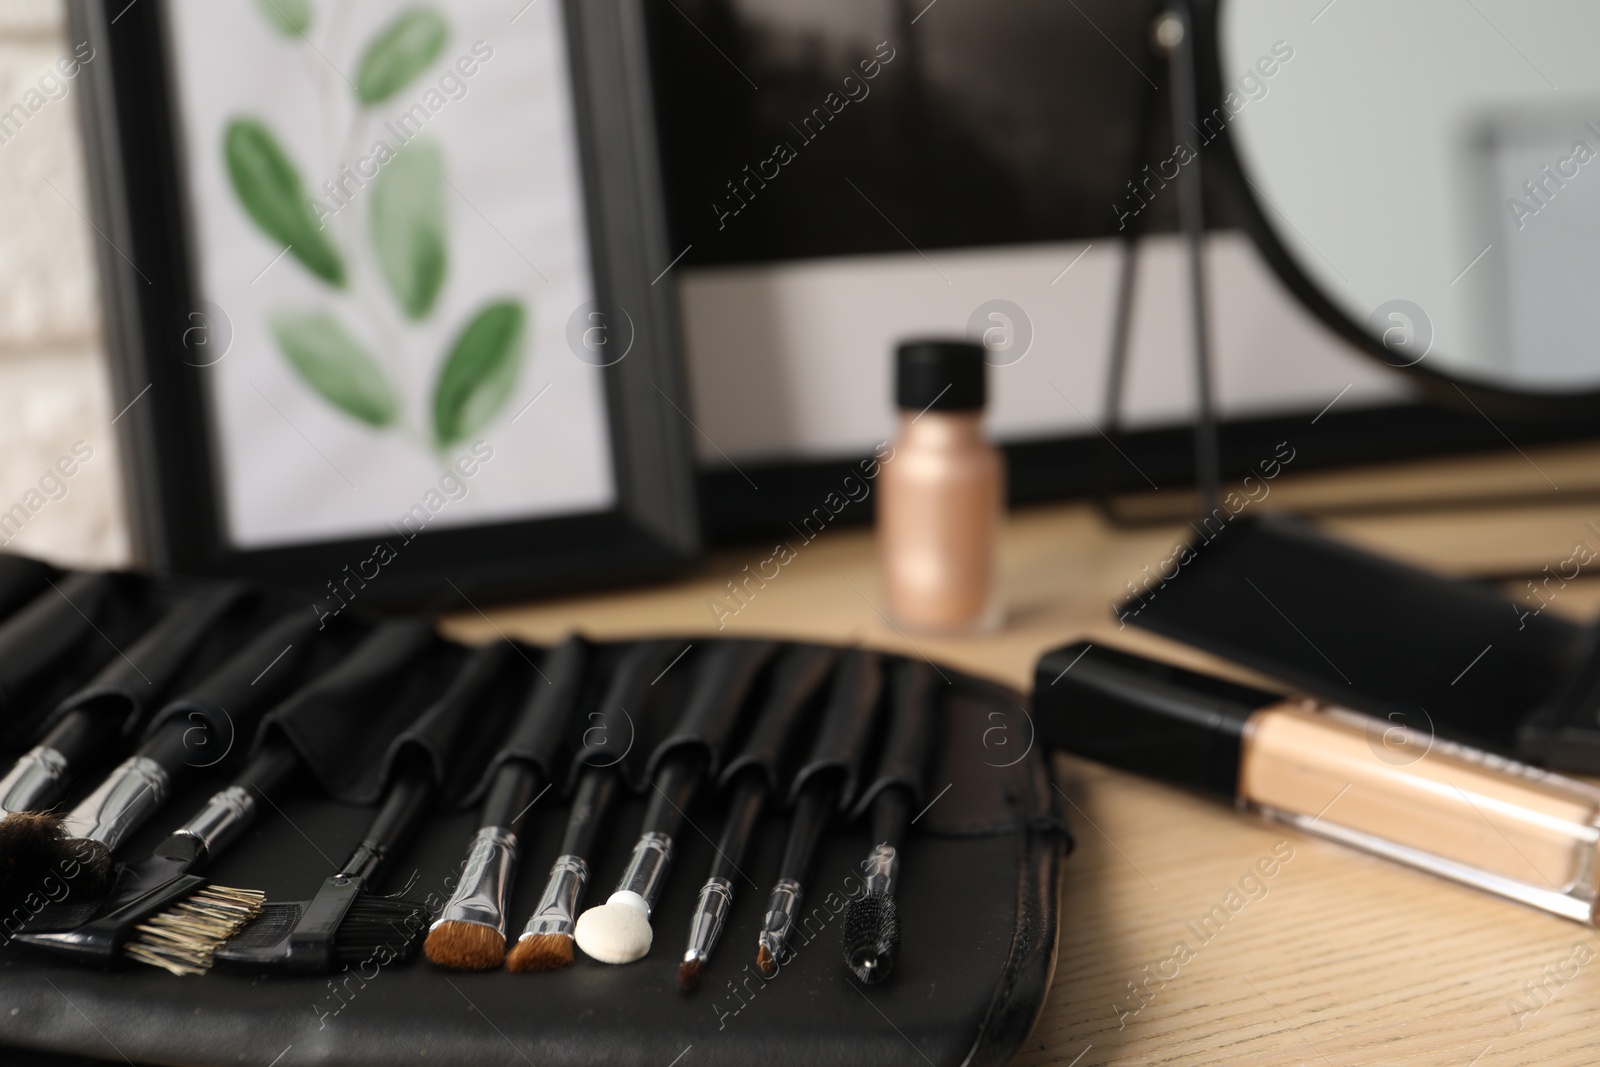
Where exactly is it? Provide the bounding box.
[0,0,128,568]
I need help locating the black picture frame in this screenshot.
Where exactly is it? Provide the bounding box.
[68,0,700,611]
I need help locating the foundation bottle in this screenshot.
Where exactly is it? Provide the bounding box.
[1038,641,1600,925]
[877,339,1004,634]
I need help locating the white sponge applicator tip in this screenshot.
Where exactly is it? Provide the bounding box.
[574,898,654,964]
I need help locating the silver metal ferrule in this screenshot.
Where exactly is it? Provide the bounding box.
[682,877,733,966]
[862,843,900,897]
[0,745,69,815]
[431,826,517,934]
[519,854,589,939]
[614,831,673,915]
[758,877,802,964]
[59,756,170,849]
[171,784,257,857]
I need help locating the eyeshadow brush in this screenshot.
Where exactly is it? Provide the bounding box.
[504,765,618,972]
[426,636,589,971]
[679,645,839,991]
[755,650,884,975]
[842,660,938,985]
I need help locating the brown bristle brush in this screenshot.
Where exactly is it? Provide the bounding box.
[504,766,617,972]
[425,636,589,970]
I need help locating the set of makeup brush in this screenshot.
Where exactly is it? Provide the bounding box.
[0,558,940,993]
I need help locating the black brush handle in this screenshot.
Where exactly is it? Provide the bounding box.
[777,774,841,887]
[641,750,704,842]
[871,785,913,854]
[561,767,618,859]
[481,758,543,837]
[709,773,766,884]
[37,705,111,766]
[340,755,436,885]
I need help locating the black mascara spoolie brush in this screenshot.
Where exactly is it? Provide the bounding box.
[211,644,510,975]
[679,645,838,992]
[506,638,691,970]
[840,661,938,985]
[426,635,589,971]
[756,650,884,976]
[575,640,777,966]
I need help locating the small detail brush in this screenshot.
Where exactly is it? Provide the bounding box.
[755,649,884,975]
[427,637,588,970]
[755,774,839,975]
[504,766,617,972]
[574,750,703,964]
[679,643,838,991]
[678,772,763,990]
[841,660,937,985]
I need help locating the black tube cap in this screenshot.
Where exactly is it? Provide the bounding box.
[896,339,985,411]
[1032,641,1281,800]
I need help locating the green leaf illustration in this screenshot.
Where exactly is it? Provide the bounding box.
[224,119,345,287]
[272,311,396,427]
[355,9,449,105]
[370,140,446,320]
[256,0,311,35]
[433,302,525,446]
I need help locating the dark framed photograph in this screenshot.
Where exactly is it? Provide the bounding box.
[70,0,698,610]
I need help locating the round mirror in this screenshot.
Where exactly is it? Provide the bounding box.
[1214,0,1600,409]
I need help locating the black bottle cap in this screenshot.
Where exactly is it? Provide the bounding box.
[1032,641,1282,800]
[895,339,986,412]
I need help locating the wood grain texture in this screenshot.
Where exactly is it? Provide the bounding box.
[444,453,1600,1066]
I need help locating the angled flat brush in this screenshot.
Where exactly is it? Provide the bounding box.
[504,765,617,972]
[679,645,838,991]
[426,636,588,971]
[842,661,938,985]
[756,650,884,975]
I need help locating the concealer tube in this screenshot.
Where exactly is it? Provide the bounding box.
[1037,641,1600,925]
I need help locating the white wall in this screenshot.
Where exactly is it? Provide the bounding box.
[679,232,1415,465]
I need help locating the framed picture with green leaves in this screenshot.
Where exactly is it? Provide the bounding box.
[71,0,699,609]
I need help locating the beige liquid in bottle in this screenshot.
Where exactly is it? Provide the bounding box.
[878,340,1004,633]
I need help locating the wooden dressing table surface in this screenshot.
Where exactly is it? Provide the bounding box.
[445,440,1600,1067]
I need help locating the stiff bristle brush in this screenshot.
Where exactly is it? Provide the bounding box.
[679,645,838,992]
[507,638,691,971]
[842,660,937,984]
[576,640,776,967]
[756,650,884,976]
[426,636,589,971]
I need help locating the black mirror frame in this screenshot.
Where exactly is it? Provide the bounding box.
[67,0,701,611]
[1195,0,1600,425]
